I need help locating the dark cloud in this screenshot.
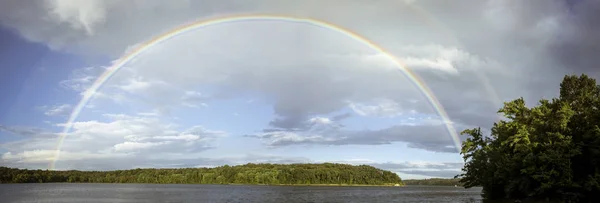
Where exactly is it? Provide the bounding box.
[249,123,468,153]
[548,0,600,73]
[335,125,464,153]
[331,112,353,121]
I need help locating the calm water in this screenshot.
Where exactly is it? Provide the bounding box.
[0,183,484,203]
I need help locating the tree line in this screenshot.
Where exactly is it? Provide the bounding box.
[457,74,600,202]
[0,163,403,186]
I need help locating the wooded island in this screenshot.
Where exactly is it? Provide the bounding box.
[0,163,403,186]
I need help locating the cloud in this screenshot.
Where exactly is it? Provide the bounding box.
[0,125,56,138]
[181,91,210,108]
[2,0,599,158]
[347,98,406,118]
[0,113,227,169]
[248,116,466,153]
[317,159,463,178]
[58,66,130,106]
[8,0,524,131]
[308,117,332,125]
[118,76,152,93]
[38,104,73,117]
[59,66,103,92]
[2,150,126,164]
[113,141,167,152]
[0,149,312,171]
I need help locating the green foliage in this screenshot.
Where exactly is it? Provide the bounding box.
[0,163,403,186]
[457,74,600,202]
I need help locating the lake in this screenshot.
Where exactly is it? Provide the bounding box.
[0,183,483,203]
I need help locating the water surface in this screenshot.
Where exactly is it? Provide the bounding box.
[0,183,483,203]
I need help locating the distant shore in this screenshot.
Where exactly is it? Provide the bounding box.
[3,182,407,187]
[0,163,404,185]
[242,183,404,187]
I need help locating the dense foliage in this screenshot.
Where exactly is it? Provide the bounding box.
[457,74,600,202]
[0,163,403,186]
[403,178,461,186]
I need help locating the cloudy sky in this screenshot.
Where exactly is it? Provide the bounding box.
[0,0,598,179]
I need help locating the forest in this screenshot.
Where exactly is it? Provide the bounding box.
[457,74,600,202]
[0,163,403,186]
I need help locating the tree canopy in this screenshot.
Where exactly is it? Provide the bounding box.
[0,163,403,186]
[457,74,600,202]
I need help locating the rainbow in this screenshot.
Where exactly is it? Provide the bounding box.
[403,2,504,117]
[50,13,461,170]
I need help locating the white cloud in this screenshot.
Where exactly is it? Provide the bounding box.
[181,91,210,108]
[360,45,498,75]
[308,117,332,125]
[2,150,126,164]
[137,109,161,117]
[113,141,168,152]
[0,113,227,169]
[347,98,406,118]
[44,0,108,36]
[118,77,152,93]
[253,131,335,147]
[59,66,102,92]
[39,104,73,117]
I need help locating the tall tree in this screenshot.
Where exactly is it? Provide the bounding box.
[457,74,600,202]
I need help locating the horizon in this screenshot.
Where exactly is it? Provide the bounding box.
[1,0,599,181]
[2,162,460,181]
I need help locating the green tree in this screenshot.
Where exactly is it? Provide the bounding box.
[457,74,600,202]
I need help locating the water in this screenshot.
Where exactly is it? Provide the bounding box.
[0,184,484,203]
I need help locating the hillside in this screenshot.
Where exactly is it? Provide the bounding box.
[0,163,403,186]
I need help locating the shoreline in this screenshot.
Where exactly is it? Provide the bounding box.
[245,183,405,187]
[2,182,406,187]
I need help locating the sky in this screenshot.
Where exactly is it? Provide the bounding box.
[0,0,599,180]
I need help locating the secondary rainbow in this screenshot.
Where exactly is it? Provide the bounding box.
[50,13,461,170]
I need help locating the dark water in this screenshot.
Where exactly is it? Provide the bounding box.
[0,183,484,203]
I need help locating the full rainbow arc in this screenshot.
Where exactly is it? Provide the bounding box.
[51,14,460,170]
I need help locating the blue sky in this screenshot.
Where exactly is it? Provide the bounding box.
[1,0,599,180]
